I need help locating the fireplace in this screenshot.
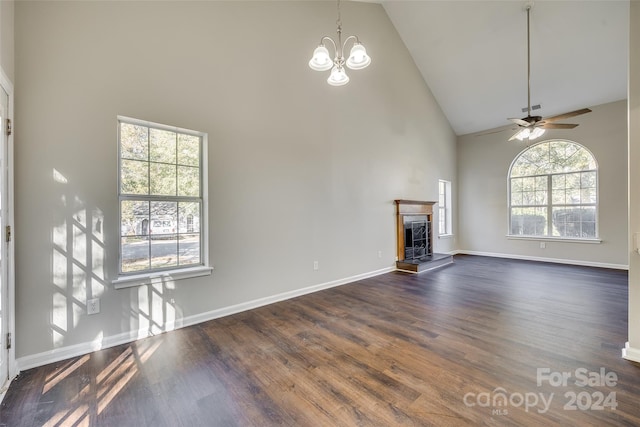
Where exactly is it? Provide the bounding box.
[395,200,435,262]
[394,199,452,273]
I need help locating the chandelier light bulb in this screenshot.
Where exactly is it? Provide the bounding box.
[309,45,333,71]
[327,66,350,86]
[346,43,371,70]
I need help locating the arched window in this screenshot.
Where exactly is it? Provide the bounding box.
[509,140,598,239]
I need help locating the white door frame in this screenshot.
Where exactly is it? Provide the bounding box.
[0,66,16,391]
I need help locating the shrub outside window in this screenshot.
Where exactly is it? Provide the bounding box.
[509,140,597,239]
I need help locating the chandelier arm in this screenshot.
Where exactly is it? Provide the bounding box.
[320,36,338,53]
[342,35,360,50]
[320,36,341,67]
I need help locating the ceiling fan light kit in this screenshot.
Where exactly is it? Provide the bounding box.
[507,3,591,142]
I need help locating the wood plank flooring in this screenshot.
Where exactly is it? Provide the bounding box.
[1,255,640,426]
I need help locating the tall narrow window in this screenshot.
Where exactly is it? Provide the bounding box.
[509,140,598,239]
[117,116,207,276]
[438,180,452,236]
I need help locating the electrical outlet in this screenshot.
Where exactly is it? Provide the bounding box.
[313,261,319,271]
[87,298,100,315]
[540,242,546,249]
[378,250,382,258]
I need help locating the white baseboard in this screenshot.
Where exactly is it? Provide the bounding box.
[16,266,395,372]
[622,342,640,363]
[455,250,628,270]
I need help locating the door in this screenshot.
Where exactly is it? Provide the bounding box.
[0,77,11,386]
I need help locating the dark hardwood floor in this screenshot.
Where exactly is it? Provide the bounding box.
[1,255,639,426]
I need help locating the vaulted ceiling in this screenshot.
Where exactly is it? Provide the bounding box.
[380,1,629,136]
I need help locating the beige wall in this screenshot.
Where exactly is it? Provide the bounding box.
[14,1,457,361]
[457,100,628,268]
[0,0,14,81]
[626,0,640,360]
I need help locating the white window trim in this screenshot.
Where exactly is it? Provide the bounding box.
[438,179,453,236]
[113,116,211,288]
[507,139,599,242]
[506,235,601,244]
[112,266,213,289]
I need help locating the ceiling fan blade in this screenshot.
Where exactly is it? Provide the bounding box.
[542,108,592,123]
[475,126,516,137]
[508,118,532,127]
[539,123,579,129]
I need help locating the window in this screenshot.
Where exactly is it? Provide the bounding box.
[438,179,452,236]
[117,116,208,279]
[509,140,597,239]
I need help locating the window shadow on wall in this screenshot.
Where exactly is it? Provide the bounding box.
[51,168,107,348]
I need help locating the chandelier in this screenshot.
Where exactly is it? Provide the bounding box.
[308,0,371,86]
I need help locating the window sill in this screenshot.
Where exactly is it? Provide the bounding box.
[438,234,454,239]
[112,266,213,289]
[507,235,602,244]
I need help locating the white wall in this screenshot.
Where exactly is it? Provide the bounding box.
[625,0,640,362]
[14,1,457,363]
[457,100,628,268]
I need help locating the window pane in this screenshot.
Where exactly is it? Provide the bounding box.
[552,189,566,205]
[522,177,536,192]
[567,189,581,204]
[121,236,149,272]
[581,171,596,188]
[121,159,148,195]
[511,207,547,236]
[511,191,523,206]
[535,191,547,205]
[150,128,177,164]
[552,174,565,189]
[150,201,177,235]
[121,200,149,237]
[565,173,581,189]
[511,178,523,193]
[178,166,199,197]
[179,202,200,234]
[178,134,200,167]
[552,207,596,238]
[179,234,201,266]
[120,123,148,160]
[150,163,177,196]
[522,191,536,205]
[581,188,596,204]
[151,238,178,269]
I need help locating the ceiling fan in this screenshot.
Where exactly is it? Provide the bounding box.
[507,4,591,142]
